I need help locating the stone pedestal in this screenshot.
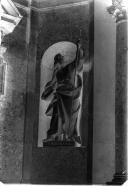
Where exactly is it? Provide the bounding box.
[31,147,87,184]
[43,140,75,147]
[107,171,127,185]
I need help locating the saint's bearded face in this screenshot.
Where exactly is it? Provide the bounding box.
[54,54,63,70]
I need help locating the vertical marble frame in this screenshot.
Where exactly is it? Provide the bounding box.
[0,59,6,95]
[0,5,29,182]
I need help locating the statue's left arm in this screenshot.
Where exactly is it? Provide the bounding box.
[75,40,84,72]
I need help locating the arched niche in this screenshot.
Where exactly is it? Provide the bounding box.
[38,41,84,147]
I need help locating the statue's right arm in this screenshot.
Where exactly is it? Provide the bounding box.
[41,67,58,100]
[41,73,57,100]
[41,82,53,100]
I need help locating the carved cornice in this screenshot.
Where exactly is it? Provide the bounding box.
[13,0,88,13]
[0,0,22,42]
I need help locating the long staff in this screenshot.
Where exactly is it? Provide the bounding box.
[69,36,81,139]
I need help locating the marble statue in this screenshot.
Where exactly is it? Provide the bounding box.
[41,40,84,145]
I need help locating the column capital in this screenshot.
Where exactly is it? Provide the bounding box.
[107,0,127,23]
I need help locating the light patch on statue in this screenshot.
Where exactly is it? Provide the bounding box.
[83,61,92,72]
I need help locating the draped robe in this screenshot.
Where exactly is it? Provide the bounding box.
[41,43,83,142]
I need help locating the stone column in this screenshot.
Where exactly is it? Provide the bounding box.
[107,5,127,185]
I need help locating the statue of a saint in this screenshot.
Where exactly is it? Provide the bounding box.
[41,40,84,146]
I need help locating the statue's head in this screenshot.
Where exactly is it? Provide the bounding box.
[54,53,63,65]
